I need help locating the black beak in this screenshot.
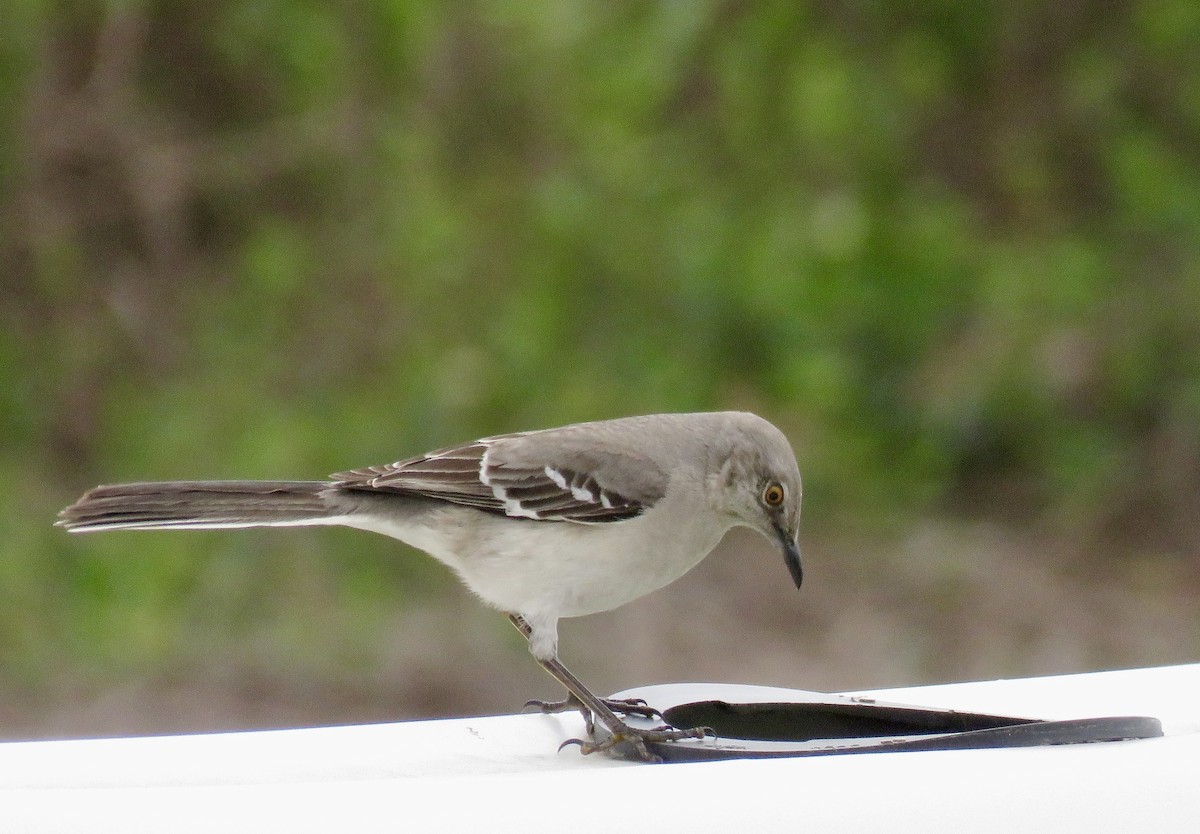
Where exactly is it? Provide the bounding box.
[774,523,803,588]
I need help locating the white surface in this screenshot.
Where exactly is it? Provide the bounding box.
[1,664,1197,832]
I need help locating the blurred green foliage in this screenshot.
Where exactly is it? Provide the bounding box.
[1,2,1197,711]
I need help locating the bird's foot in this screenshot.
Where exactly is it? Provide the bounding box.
[559,722,715,763]
[524,692,662,735]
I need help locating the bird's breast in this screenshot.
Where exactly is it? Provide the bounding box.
[456,502,729,619]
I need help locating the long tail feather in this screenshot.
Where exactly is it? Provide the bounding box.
[57,481,336,532]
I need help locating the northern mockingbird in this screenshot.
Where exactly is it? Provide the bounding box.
[58,411,803,761]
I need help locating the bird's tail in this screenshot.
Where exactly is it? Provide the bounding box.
[57,481,338,532]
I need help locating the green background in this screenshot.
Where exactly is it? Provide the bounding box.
[2,1,1198,738]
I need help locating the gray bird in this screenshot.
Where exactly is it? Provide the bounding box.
[58,411,804,761]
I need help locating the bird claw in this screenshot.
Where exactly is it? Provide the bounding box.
[522,696,565,713]
[557,736,592,754]
[605,697,664,721]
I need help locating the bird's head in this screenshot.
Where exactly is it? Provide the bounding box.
[708,413,804,588]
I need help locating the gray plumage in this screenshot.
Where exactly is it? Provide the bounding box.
[58,411,804,760]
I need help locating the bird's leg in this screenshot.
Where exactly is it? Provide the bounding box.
[508,614,712,762]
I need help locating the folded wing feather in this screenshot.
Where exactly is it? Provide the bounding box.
[332,433,666,523]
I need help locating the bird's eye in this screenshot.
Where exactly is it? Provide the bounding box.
[762,482,785,507]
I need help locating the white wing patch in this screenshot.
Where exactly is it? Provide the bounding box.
[543,465,608,506]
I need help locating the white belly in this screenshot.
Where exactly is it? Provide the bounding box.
[343,500,730,620]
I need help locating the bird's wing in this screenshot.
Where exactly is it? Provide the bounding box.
[331,431,668,523]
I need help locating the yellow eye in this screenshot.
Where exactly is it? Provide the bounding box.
[762,483,785,507]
